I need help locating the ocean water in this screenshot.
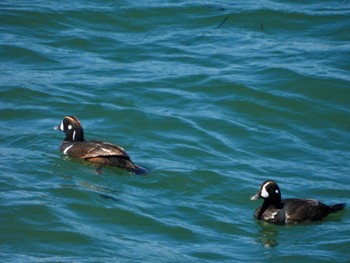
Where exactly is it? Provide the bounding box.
[0,0,349,262]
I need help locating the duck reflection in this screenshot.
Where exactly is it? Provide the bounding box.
[256,222,279,248]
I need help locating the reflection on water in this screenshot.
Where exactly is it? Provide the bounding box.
[58,175,121,202]
[99,193,119,201]
[256,222,280,248]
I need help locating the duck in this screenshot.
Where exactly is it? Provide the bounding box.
[55,116,147,175]
[250,180,345,225]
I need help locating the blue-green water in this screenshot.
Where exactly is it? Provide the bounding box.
[1,0,349,262]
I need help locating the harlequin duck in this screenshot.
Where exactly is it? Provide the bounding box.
[55,116,147,175]
[251,180,345,225]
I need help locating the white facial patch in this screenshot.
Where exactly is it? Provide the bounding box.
[63,145,73,155]
[59,121,64,131]
[68,125,72,130]
[261,185,269,198]
[275,189,279,194]
[261,182,273,198]
[72,130,76,141]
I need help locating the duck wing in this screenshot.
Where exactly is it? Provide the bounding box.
[67,141,131,160]
[283,198,325,223]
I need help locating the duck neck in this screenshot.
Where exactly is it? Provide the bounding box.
[257,201,270,219]
[65,128,84,142]
[258,198,282,219]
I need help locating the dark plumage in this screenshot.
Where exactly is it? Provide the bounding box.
[55,116,147,174]
[251,180,345,225]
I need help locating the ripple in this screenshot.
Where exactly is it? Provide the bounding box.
[0,0,349,262]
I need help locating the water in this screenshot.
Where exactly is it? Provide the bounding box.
[1,0,349,262]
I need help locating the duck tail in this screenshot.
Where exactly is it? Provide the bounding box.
[329,203,346,213]
[128,164,148,175]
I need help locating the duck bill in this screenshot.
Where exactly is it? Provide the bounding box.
[250,193,260,201]
[54,125,61,131]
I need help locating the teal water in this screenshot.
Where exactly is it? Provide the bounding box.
[1,0,349,262]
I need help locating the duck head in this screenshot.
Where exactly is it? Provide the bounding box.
[251,180,282,205]
[55,116,85,142]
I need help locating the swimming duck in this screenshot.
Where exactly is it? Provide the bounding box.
[251,180,345,225]
[55,116,147,174]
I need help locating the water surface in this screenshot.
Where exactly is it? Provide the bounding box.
[1,0,349,262]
